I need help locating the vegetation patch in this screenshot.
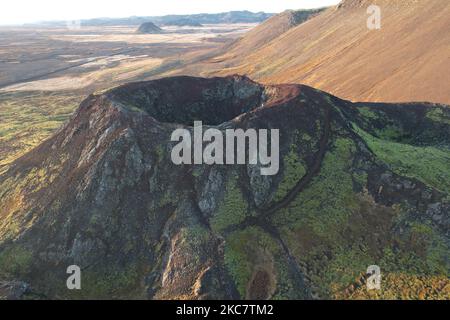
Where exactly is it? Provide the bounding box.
[426,107,450,125]
[224,226,283,299]
[272,137,358,237]
[0,244,33,278]
[353,124,450,193]
[273,146,306,202]
[62,264,142,299]
[336,273,450,300]
[210,173,248,233]
[358,106,380,121]
[0,91,80,172]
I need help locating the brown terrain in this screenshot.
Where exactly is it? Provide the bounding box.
[178,0,450,104]
[214,8,326,59]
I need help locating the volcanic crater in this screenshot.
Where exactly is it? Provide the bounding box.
[0,76,449,300]
[108,76,268,126]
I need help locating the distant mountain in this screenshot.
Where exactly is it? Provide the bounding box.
[0,75,448,299]
[162,18,203,27]
[147,11,273,25]
[190,0,450,105]
[136,22,163,34]
[30,11,273,27]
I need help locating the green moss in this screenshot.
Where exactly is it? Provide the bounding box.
[0,91,81,171]
[270,137,382,297]
[379,247,428,275]
[356,107,410,141]
[353,124,450,193]
[224,233,254,297]
[273,138,358,237]
[427,107,450,125]
[211,173,248,233]
[353,171,368,188]
[375,125,405,140]
[301,133,312,142]
[274,147,306,201]
[62,264,142,299]
[408,222,449,275]
[322,246,372,295]
[410,222,433,235]
[425,239,449,275]
[224,226,279,298]
[267,127,449,298]
[358,107,380,120]
[377,219,449,277]
[0,245,33,278]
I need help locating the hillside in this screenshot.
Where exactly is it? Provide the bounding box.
[212,9,325,60]
[0,75,448,299]
[162,18,203,27]
[136,22,163,34]
[185,0,450,104]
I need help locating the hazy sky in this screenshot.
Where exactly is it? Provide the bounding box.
[0,0,341,25]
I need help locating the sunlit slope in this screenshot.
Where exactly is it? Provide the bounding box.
[212,8,325,62]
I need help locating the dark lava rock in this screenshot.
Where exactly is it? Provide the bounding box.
[0,281,30,300]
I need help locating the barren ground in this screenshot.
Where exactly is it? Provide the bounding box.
[0,23,256,171]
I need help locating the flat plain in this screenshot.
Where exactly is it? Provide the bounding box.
[0,23,255,173]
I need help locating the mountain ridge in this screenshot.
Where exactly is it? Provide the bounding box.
[25,11,273,27]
